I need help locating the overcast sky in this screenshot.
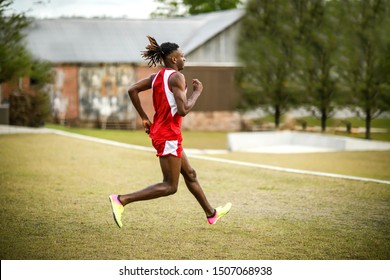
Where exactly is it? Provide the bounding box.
[8,0,158,19]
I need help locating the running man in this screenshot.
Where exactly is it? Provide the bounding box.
[109,36,231,228]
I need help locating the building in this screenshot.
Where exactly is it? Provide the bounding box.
[3,9,245,130]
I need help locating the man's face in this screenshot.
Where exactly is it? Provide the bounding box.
[172,49,186,70]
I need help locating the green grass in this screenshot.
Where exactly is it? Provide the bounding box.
[286,116,390,142]
[45,123,227,149]
[1,133,389,259]
[212,151,390,181]
[45,123,390,181]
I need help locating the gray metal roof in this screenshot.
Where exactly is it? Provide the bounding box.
[25,9,244,64]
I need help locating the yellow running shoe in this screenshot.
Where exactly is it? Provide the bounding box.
[207,202,232,225]
[109,194,124,228]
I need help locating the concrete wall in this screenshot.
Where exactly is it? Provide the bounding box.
[228,131,390,152]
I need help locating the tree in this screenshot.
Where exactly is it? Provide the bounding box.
[237,0,300,128]
[9,59,53,127]
[292,0,341,132]
[151,0,241,18]
[339,0,390,139]
[150,0,184,18]
[0,0,32,84]
[1,0,53,126]
[184,0,242,15]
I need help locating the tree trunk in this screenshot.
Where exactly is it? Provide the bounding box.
[275,105,280,129]
[365,108,371,140]
[321,108,327,132]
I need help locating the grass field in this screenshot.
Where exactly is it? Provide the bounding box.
[212,151,390,181]
[45,123,228,149]
[1,132,389,260]
[45,123,390,181]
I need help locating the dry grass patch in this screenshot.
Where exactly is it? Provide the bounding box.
[1,134,389,260]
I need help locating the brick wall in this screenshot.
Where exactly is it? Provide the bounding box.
[182,111,242,131]
[132,66,242,131]
[1,64,243,131]
[133,65,160,128]
[54,65,79,120]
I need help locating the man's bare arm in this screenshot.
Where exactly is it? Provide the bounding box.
[170,72,203,117]
[128,75,154,133]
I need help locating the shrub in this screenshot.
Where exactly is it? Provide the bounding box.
[9,90,50,127]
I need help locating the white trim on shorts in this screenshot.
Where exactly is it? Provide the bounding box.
[162,140,179,156]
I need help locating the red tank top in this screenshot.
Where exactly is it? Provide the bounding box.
[149,68,183,141]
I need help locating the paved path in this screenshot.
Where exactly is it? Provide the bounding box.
[0,125,53,134]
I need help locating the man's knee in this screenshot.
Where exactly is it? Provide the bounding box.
[167,185,178,195]
[184,168,197,183]
[162,183,178,196]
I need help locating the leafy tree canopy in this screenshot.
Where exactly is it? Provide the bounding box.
[151,0,242,18]
[0,0,32,83]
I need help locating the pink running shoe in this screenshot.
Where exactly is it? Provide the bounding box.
[208,202,232,225]
[109,194,124,228]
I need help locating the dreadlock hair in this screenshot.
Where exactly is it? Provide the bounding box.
[141,35,180,67]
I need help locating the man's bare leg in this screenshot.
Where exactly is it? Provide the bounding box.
[180,151,215,217]
[119,155,181,206]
